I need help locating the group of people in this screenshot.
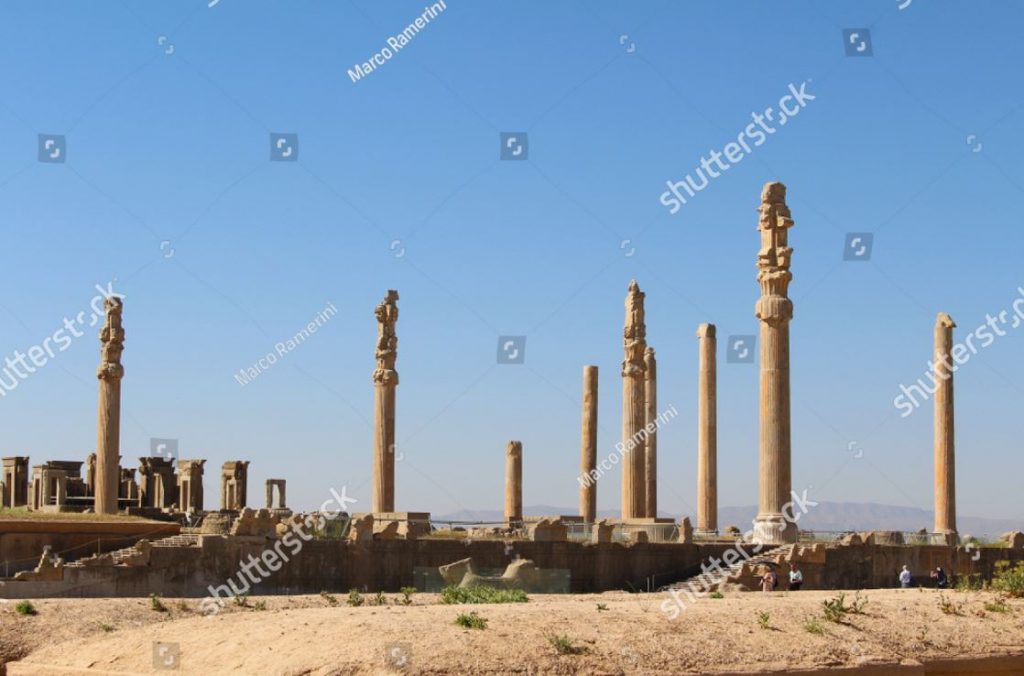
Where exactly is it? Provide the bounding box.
[759,563,803,592]
[757,563,951,592]
[899,565,948,589]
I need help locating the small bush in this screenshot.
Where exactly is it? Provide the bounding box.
[347,589,365,607]
[253,600,267,611]
[440,585,529,605]
[955,574,983,592]
[596,603,608,612]
[233,594,249,607]
[822,591,867,622]
[709,591,724,599]
[803,616,825,634]
[756,611,771,630]
[176,600,190,612]
[399,587,416,605]
[15,600,37,616]
[992,561,1024,598]
[455,611,487,629]
[546,633,586,655]
[150,594,167,613]
[984,597,1010,613]
[320,591,338,606]
[938,594,963,615]
[99,622,114,632]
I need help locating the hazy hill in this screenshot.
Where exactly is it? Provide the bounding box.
[436,502,1021,537]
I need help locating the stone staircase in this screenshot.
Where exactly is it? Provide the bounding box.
[68,533,200,567]
[661,544,792,593]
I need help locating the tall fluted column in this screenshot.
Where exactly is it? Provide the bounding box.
[753,182,797,544]
[934,313,957,539]
[621,280,647,520]
[643,347,657,518]
[505,440,523,528]
[94,296,125,515]
[580,365,598,523]
[696,323,718,535]
[372,290,399,513]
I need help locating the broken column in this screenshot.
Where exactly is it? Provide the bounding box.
[696,323,718,535]
[621,280,647,520]
[220,461,249,510]
[753,182,797,544]
[94,296,124,515]
[177,460,206,512]
[372,290,399,513]
[643,347,657,518]
[505,440,523,528]
[579,365,598,523]
[2,456,29,508]
[934,312,957,540]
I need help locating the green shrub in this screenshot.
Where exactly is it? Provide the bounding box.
[938,594,963,615]
[545,633,586,655]
[99,622,114,632]
[253,600,267,611]
[320,591,338,606]
[440,585,529,605]
[596,603,608,612]
[454,611,487,629]
[399,587,416,605]
[756,610,771,629]
[374,591,387,606]
[803,616,824,634]
[150,593,167,612]
[233,594,248,607]
[15,600,37,616]
[709,591,724,599]
[992,561,1024,598]
[984,597,1010,613]
[347,589,364,607]
[822,591,867,622]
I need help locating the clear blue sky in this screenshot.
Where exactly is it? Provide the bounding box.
[1,1,1022,522]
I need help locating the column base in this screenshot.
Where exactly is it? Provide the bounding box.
[694,528,719,537]
[752,513,798,545]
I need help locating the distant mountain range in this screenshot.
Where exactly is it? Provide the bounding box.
[435,502,1021,537]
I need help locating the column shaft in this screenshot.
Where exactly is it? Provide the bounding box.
[643,348,657,518]
[934,313,957,536]
[580,365,598,523]
[505,440,523,527]
[697,324,718,534]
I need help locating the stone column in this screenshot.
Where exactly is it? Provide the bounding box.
[621,280,647,520]
[643,347,657,518]
[504,440,523,528]
[753,182,797,544]
[579,365,598,523]
[696,323,718,535]
[94,296,125,515]
[372,290,399,513]
[934,312,957,538]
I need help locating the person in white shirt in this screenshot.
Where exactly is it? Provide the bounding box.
[899,565,912,588]
[788,563,803,591]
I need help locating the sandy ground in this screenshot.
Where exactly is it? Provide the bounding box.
[2,588,1024,674]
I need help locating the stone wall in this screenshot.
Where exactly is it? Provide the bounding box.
[0,519,180,575]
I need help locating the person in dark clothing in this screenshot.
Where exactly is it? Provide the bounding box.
[931,566,948,589]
